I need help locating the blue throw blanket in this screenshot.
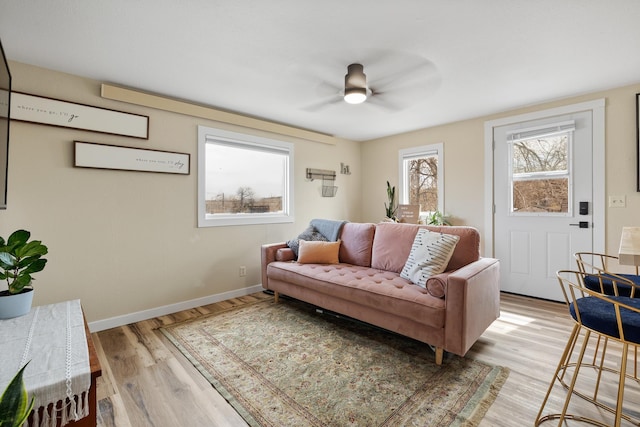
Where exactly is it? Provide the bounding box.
[310,218,348,241]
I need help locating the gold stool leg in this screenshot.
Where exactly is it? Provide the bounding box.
[557,329,592,425]
[535,323,581,426]
[634,345,638,380]
[592,336,609,402]
[614,342,629,427]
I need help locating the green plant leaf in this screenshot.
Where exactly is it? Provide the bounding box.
[6,230,29,247]
[15,241,47,259]
[17,255,41,269]
[0,253,15,269]
[0,363,35,427]
[8,275,31,295]
[21,259,47,276]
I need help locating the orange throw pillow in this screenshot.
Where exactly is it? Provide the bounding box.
[297,240,341,264]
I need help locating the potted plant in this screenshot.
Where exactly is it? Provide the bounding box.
[384,181,398,221]
[0,363,34,427]
[0,230,48,319]
[427,210,451,226]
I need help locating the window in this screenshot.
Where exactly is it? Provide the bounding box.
[198,126,294,227]
[507,121,574,215]
[399,143,443,217]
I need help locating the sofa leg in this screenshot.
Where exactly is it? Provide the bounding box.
[274,291,279,303]
[435,347,444,365]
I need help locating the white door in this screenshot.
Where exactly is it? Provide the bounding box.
[493,110,593,301]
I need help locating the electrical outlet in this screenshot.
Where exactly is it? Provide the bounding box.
[609,195,626,208]
[239,266,246,277]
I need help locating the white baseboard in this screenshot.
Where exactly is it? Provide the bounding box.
[88,284,265,332]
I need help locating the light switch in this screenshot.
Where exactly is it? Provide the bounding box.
[609,195,626,208]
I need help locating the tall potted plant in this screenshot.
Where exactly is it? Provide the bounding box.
[0,230,48,319]
[384,181,398,221]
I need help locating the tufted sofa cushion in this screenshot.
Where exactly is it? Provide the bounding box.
[266,261,446,329]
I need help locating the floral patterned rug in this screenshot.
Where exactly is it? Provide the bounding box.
[161,298,508,427]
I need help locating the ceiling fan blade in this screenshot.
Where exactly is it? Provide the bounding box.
[297,80,344,111]
[301,94,343,112]
[373,59,439,93]
[367,91,406,112]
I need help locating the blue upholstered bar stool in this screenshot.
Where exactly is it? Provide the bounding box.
[575,252,640,297]
[575,253,640,381]
[535,270,640,426]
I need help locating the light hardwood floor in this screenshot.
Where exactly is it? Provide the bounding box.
[92,292,640,426]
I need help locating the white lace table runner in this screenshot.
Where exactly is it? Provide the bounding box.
[0,299,91,426]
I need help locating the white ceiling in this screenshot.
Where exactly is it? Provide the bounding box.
[1,1,640,141]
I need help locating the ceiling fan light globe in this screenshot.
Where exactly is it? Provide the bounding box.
[344,88,367,104]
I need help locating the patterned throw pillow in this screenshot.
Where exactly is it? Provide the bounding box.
[286,225,329,257]
[400,229,460,288]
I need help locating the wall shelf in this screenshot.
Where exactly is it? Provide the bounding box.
[306,168,337,197]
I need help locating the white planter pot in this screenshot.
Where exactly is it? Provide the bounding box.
[0,288,34,319]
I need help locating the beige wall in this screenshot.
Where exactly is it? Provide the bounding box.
[0,62,362,324]
[362,82,640,268]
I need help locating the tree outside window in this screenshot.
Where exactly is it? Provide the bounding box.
[399,143,443,217]
[407,156,438,212]
[511,133,569,214]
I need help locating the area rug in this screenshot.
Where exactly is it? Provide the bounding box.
[161,298,509,427]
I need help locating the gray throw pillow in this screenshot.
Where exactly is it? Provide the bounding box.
[287,225,329,257]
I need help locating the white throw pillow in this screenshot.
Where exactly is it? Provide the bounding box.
[400,229,460,288]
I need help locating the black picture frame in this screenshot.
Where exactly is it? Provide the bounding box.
[0,38,11,209]
[74,141,190,175]
[637,93,640,191]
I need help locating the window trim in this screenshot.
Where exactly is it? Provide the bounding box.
[197,126,294,227]
[398,143,444,216]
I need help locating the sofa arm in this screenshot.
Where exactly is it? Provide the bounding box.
[261,242,288,289]
[443,257,501,356]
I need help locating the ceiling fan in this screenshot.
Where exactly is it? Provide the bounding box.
[301,57,440,112]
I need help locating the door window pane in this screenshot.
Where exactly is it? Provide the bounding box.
[510,134,570,214]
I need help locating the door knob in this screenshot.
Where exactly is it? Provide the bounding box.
[570,221,589,228]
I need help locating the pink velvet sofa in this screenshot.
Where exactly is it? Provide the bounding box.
[261,222,500,365]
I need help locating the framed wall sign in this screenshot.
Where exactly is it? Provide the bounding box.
[11,92,149,139]
[74,141,190,175]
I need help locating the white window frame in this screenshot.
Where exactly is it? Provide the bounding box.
[398,143,444,217]
[198,126,294,227]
